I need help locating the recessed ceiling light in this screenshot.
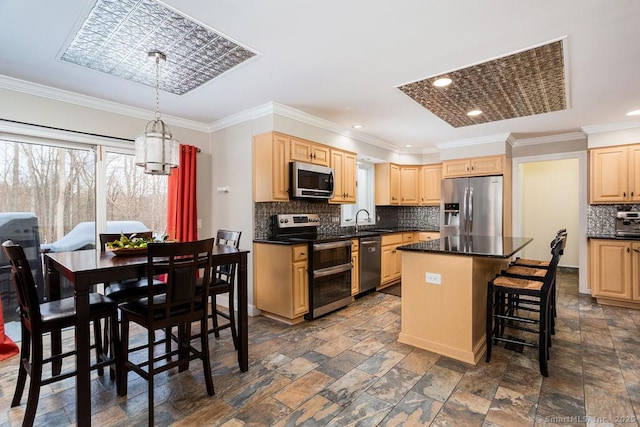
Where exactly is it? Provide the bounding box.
[627,110,640,116]
[403,144,413,148]
[467,110,483,117]
[351,124,364,129]
[433,77,452,87]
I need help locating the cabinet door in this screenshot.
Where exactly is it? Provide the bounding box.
[330,150,345,203]
[591,240,632,300]
[390,164,401,205]
[342,152,357,203]
[290,138,313,163]
[392,245,402,281]
[272,134,290,200]
[442,159,471,178]
[629,146,640,203]
[589,146,628,203]
[351,250,359,295]
[470,156,503,176]
[311,145,330,166]
[632,243,640,301]
[420,164,442,205]
[400,166,420,205]
[381,245,395,284]
[292,260,309,316]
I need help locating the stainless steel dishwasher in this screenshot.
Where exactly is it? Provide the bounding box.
[359,235,381,294]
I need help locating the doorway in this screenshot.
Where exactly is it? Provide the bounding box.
[513,151,588,293]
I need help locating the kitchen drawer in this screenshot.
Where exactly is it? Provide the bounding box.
[351,238,359,253]
[292,244,308,262]
[418,232,440,241]
[382,233,403,246]
[402,233,415,244]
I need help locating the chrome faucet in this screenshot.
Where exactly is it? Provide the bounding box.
[355,209,371,233]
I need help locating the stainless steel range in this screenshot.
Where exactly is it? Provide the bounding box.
[615,211,640,237]
[271,214,352,319]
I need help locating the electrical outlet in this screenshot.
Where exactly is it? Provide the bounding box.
[426,272,441,285]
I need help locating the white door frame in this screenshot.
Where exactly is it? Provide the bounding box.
[512,151,589,294]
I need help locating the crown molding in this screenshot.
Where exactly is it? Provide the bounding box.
[581,119,640,135]
[511,131,586,147]
[435,133,512,150]
[0,74,210,132]
[208,101,401,152]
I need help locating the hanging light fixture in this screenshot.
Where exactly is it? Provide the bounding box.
[135,51,179,175]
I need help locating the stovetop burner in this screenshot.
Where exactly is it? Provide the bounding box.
[270,214,350,242]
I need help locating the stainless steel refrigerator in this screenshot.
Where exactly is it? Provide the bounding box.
[440,175,503,237]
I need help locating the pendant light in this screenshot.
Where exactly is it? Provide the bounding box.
[135,51,179,175]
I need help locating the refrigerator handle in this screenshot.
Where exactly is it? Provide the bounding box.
[469,187,474,234]
[463,186,469,234]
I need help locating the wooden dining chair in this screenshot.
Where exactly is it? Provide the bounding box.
[2,240,121,427]
[208,230,241,348]
[99,233,166,354]
[118,238,215,426]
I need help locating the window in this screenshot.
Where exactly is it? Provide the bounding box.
[341,161,375,227]
[0,133,169,324]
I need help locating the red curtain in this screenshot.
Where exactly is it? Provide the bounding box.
[0,292,19,361]
[167,144,198,242]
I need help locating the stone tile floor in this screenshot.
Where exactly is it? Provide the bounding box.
[1,268,639,426]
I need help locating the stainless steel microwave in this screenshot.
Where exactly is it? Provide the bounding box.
[290,161,335,199]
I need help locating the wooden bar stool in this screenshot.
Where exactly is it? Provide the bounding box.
[2,240,121,426]
[486,235,563,377]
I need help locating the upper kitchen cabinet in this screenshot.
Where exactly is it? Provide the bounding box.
[330,149,357,204]
[589,144,640,204]
[375,163,401,205]
[290,137,330,166]
[442,155,505,178]
[400,166,420,205]
[254,132,290,202]
[419,164,442,205]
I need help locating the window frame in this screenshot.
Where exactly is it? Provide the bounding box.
[341,160,376,228]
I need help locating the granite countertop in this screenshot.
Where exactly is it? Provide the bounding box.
[587,234,640,240]
[254,227,440,244]
[397,235,533,259]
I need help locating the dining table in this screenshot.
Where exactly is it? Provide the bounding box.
[44,244,249,426]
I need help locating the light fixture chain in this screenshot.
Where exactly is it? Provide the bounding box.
[155,54,161,121]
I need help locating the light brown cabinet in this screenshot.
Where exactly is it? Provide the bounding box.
[330,149,357,204]
[589,144,640,203]
[290,137,330,166]
[254,243,309,324]
[400,166,420,205]
[442,155,504,178]
[380,233,403,287]
[375,163,401,205]
[351,238,359,296]
[589,239,640,308]
[253,132,290,202]
[376,163,422,206]
[417,232,440,241]
[419,164,442,205]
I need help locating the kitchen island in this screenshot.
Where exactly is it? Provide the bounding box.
[397,235,532,364]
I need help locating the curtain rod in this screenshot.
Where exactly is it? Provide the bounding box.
[0,118,201,152]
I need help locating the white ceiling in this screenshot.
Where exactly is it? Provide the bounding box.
[1,0,639,153]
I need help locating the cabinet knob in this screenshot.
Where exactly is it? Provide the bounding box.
[627,247,630,253]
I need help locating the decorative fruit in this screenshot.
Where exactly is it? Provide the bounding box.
[106,232,154,250]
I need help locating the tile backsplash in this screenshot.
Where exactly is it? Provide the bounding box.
[254,202,441,239]
[587,204,640,235]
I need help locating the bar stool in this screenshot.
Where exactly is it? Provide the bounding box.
[486,235,563,377]
[2,240,121,426]
[505,230,567,333]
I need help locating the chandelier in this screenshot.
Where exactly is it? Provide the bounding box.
[135,51,179,175]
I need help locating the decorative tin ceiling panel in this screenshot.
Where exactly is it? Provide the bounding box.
[397,40,566,127]
[61,0,257,95]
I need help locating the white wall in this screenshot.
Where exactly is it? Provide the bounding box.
[520,159,579,267]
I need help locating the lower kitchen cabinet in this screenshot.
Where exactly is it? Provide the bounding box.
[351,238,359,295]
[589,239,640,308]
[254,243,309,324]
[418,232,440,241]
[380,233,403,288]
